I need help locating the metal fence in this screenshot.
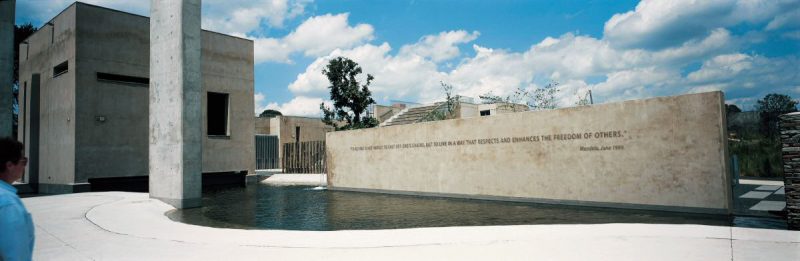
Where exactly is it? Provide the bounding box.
[283,140,326,173]
[255,135,279,170]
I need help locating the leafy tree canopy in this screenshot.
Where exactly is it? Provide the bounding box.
[319,57,377,130]
[755,93,797,114]
[726,104,742,115]
[259,109,282,118]
[755,93,797,137]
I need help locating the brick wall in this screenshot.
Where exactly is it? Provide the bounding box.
[779,112,800,230]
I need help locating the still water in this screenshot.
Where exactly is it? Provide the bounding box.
[167,184,784,231]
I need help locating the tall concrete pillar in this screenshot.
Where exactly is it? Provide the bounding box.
[0,0,14,137]
[780,112,800,230]
[149,0,202,209]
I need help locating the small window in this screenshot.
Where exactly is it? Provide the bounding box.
[480,110,491,116]
[207,92,229,136]
[97,72,149,85]
[53,61,68,77]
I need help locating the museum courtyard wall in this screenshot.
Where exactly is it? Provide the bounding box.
[17,3,255,193]
[327,91,732,214]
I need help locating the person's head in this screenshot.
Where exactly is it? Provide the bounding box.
[0,137,26,184]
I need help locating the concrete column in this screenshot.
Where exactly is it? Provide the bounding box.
[0,0,14,137]
[780,112,800,230]
[149,0,202,209]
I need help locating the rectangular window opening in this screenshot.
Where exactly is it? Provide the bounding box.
[96,72,149,85]
[480,110,491,116]
[207,92,229,136]
[53,61,68,77]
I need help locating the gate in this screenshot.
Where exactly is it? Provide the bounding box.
[255,135,279,169]
[283,140,326,173]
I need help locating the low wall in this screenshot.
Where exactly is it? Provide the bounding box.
[326,92,732,214]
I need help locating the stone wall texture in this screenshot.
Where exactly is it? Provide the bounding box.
[327,92,732,214]
[780,112,800,230]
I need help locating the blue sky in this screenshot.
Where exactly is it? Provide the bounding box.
[16,0,800,116]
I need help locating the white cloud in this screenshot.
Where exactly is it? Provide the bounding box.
[687,54,753,83]
[686,53,800,91]
[253,38,293,64]
[20,0,309,33]
[288,42,445,103]
[201,0,310,34]
[265,96,329,117]
[603,0,796,50]
[250,13,375,64]
[284,13,375,57]
[254,92,267,114]
[767,8,800,30]
[399,30,480,62]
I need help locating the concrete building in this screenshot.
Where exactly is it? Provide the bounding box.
[378,98,529,127]
[17,2,255,194]
[255,115,333,169]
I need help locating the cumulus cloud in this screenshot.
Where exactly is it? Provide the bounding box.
[603,0,797,50]
[284,13,375,57]
[18,0,309,32]
[289,42,445,103]
[202,0,310,34]
[288,17,798,109]
[265,96,330,117]
[399,30,480,62]
[686,54,800,93]
[250,13,375,63]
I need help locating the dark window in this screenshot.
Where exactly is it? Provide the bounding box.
[295,126,300,143]
[96,72,149,85]
[480,110,491,116]
[53,61,68,77]
[207,92,229,136]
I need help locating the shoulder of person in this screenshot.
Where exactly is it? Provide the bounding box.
[0,192,21,209]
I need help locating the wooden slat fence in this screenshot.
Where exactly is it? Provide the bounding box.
[255,135,279,169]
[282,140,326,173]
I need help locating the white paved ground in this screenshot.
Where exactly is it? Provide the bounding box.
[23,192,799,261]
[260,174,326,186]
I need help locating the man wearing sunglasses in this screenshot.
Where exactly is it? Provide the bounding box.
[0,137,34,261]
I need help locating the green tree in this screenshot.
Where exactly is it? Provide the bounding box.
[726,104,742,115]
[319,57,377,130]
[258,109,282,118]
[756,93,797,137]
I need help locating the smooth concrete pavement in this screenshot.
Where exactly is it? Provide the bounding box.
[23,192,800,260]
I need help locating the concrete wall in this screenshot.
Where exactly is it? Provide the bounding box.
[201,30,255,174]
[457,102,478,119]
[255,117,271,134]
[18,3,255,193]
[18,5,78,193]
[74,4,150,183]
[0,0,14,137]
[327,92,732,214]
[271,115,332,168]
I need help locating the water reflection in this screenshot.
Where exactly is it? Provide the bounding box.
[167,184,784,231]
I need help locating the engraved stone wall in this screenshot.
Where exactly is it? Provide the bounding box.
[327,92,732,213]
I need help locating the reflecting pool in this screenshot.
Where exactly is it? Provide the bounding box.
[167,184,784,230]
